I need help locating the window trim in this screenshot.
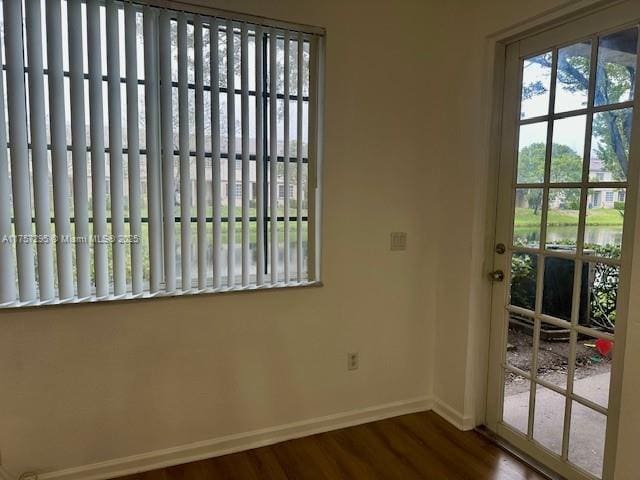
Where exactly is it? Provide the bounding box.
[136,0,326,36]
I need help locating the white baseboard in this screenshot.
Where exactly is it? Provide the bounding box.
[26,396,433,480]
[433,398,476,431]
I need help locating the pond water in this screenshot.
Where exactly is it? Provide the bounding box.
[514,225,623,248]
[175,240,310,282]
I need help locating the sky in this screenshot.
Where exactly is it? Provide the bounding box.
[518,45,635,160]
[519,56,589,155]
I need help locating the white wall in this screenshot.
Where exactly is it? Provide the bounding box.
[0,0,437,475]
[4,0,640,478]
[431,0,566,420]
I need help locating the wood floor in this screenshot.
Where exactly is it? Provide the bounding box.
[117,411,545,480]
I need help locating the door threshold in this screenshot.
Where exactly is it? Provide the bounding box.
[475,426,566,480]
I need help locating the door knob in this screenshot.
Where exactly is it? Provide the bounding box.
[489,270,505,282]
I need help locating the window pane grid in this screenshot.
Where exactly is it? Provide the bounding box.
[0,0,321,307]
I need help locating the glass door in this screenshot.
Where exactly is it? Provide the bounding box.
[487,4,640,480]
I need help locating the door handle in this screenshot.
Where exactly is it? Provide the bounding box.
[488,270,505,282]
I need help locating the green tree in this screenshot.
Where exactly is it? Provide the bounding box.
[549,143,583,183]
[592,109,631,181]
[518,142,582,213]
[527,50,634,180]
[517,142,546,184]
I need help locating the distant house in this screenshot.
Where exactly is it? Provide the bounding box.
[515,155,625,211]
[588,157,625,209]
[70,134,308,212]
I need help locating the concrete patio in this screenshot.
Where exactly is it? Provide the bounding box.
[504,372,610,477]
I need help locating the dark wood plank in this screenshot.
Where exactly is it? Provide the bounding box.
[313,428,383,479]
[271,434,344,480]
[368,416,475,479]
[199,451,261,480]
[113,411,546,480]
[409,412,544,480]
[244,447,289,480]
[117,469,169,480]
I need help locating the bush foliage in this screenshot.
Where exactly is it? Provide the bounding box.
[510,244,619,332]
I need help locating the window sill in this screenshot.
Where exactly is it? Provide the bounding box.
[0,280,323,312]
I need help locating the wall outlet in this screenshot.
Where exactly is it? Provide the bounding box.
[347,352,359,370]
[390,232,407,251]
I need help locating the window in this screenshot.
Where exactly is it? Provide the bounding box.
[619,190,626,202]
[0,0,324,307]
[605,191,615,202]
[278,184,296,199]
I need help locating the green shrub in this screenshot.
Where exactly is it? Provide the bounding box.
[565,199,580,210]
[510,243,620,333]
[510,254,536,311]
[586,244,620,332]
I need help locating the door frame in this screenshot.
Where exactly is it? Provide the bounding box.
[482,1,640,479]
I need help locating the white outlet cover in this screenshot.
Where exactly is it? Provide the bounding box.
[348,352,359,370]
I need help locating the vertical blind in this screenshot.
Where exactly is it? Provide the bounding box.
[0,0,324,308]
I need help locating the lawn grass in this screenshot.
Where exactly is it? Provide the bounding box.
[514,208,624,227]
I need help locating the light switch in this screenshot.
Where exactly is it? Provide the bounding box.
[390,232,407,251]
